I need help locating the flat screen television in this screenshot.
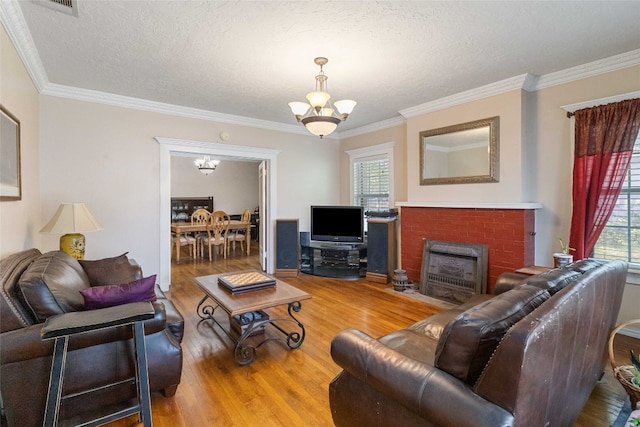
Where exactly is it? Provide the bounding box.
[310,205,364,243]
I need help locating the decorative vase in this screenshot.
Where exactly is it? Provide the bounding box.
[60,233,86,260]
[553,253,573,268]
[392,269,410,291]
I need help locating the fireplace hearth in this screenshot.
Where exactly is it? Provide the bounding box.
[419,239,488,304]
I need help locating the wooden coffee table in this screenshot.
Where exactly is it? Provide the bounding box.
[193,272,312,365]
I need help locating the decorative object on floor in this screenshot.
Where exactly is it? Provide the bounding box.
[40,203,103,260]
[288,57,356,138]
[392,269,413,291]
[0,105,21,201]
[553,236,575,267]
[194,155,220,175]
[609,319,640,410]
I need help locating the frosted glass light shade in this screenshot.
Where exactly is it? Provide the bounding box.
[306,91,331,108]
[318,107,334,117]
[302,116,340,137]
[334,99,357,115]
[40,203,104,234]
[288,102,311,116]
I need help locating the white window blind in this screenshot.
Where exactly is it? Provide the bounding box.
[593,134,640,265]
[353,156,390,212]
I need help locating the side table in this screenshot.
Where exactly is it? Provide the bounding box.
[514,265,553,276]
[41,302,155,427]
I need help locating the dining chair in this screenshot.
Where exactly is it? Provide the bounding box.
[191,208,211,244]
[226,208,252,254]
[171,232,196,260]
[199,212,230,260]
[191,208,211,225]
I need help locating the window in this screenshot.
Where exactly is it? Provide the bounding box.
[353,157,390,211]
[346,142,394,224]
[593,133,640,266]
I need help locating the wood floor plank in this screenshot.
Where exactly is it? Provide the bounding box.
[104,252,635,427]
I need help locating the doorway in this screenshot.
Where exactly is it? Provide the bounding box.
[156,137,279,291]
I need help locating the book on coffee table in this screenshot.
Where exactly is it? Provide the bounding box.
[218,270,277,294]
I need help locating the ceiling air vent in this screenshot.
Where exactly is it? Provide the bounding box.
[32,0,78,17]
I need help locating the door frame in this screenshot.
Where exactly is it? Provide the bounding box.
[156,137,279,291]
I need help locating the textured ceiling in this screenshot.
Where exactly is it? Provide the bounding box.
[9,1,640,134]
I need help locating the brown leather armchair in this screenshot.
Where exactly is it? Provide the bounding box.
[0,249,184,427]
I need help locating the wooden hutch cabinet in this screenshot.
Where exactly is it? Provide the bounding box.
[171,197,213,222]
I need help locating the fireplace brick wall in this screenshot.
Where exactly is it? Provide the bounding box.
[400,207,535,293]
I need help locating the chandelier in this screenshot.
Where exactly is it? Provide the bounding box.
[194,156,220,175]
[288,57,356,138]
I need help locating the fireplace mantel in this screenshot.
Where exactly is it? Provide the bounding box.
[396,202,543,209]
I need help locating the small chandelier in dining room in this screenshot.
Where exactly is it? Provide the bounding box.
[194,156,220,175]
[288,57,356,138]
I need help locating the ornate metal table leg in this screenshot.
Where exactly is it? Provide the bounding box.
[284,301,305,349]
[267,301,306,349]
[197,295,218,320]
[232,302,306,365]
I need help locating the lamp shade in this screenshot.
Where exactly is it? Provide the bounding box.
[302,116,340,137]
[288,102,311,117]
[40,203,104,234]
[334,99,357,115]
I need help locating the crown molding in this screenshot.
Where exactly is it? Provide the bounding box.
[535,49,640,91]
[337,116,406,139]
[41,82,324,137]
[398,74,537,119]
[0,1,49,91]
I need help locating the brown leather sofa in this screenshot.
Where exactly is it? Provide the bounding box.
[329,259,627,427]
[0,249,184,427]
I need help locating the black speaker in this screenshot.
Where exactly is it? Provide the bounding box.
[276,219,299,277]
[300,231,310,246]
[366,218,397,283]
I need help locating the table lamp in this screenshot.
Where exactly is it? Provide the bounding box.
[40,203,104,260]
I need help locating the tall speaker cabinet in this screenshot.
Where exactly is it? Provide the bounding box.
[366,217,397,283]
[275,219,299,277]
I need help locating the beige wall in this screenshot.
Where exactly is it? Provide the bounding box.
[340,124,407,205]
[0,27,41,257]
[38,96,340,277]
[171,156,259,215]
[406,90,525,203]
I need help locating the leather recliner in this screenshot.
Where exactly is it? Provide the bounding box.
[0,249,184,427]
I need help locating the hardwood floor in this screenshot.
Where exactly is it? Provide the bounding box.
[108,251,636,426]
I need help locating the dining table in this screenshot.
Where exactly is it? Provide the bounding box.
[171,220,252,263]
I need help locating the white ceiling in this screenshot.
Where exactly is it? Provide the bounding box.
[4,1,640,137]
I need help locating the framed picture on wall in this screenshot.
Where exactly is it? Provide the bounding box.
[0,105,21,201]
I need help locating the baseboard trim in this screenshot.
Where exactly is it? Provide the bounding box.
[274,269,299,278]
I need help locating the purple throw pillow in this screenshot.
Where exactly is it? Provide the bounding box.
[81,275,157,310]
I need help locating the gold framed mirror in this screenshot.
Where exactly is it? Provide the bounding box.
[419,116,499,185]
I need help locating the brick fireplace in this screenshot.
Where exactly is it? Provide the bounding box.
[398,203,538,293]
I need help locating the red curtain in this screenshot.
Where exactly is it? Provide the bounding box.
[569,98,640,259]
